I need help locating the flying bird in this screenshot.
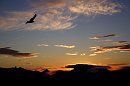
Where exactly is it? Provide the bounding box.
[26,14,37,24]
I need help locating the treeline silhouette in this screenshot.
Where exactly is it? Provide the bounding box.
[0,64,130,84]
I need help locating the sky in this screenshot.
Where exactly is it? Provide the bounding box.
[0,0,130,71]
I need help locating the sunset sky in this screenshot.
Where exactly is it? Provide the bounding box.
[0,0,130,70]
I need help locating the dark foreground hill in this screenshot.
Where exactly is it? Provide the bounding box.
[0,64,130,84]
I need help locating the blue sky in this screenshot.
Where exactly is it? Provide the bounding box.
[0,0,130,70]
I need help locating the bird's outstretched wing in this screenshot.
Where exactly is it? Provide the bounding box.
[26,14,37,24]
[30,14,36,21]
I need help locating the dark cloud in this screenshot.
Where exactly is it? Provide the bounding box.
[65,64,109,69]
[65,64,110,73]
[89,44,130,56]
[113,41,128,45]
[98,44,130,51]
[0,47,37,58]
[95,40,128,45]
[89,33,130,56]
[108,63,130,66]
[90,34,116,39]
[65,64,96,69]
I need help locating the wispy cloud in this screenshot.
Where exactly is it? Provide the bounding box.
[113,41,128,45]
[92,39,128,45]
[89,53,97,57]
[31,0,68,9]
[0,12,34,31]
[0,47,38,58]
[66,52,78,56]
[54,44,75,48]
[0,0,122,31]
[95,39,113,44]
[66,52,86,56]
[37,44,49,47]
[28,8,77,30]
[89,44,130,56]
[69,0,121,16]
[89,34,117,40]
[0,10,76,31]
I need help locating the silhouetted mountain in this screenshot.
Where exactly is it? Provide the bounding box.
[0,64,130,84]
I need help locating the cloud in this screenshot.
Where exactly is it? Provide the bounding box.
[89,44,130,56]
[0,47,38,58]
[0,0,122,31]
[89,53,97,56]
[0,12,34,31]
[95,39,113,43]
[31,0,121,15]
[89,37,100,40]
[37,44,49,47]
[89,34,117,40]
[66,52,78,56]
[108,63,130,66]
[89,46,100,51]
[106,63,130,71]
[31,0,68,9]
[113,41,128,45]
[0,9,76,31]
[66,52,86,56]
[69,0,121,16]
[91,39,128,45]
[64,63,130,72]
[28,8,77,30]
[89,33,130,56]
[54,44,75,48]
[65,64,110,73]
[80,53,86,56]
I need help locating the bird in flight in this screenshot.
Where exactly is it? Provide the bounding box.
[26,14,37,24]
